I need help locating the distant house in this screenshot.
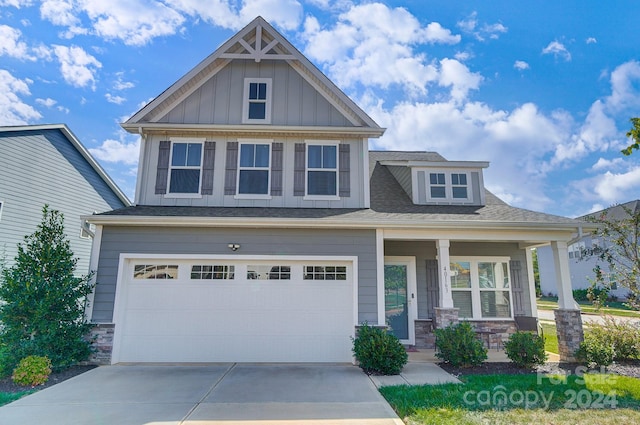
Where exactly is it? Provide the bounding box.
[86,17,584,364]
[0,124,130,275]
[538,201,639,300]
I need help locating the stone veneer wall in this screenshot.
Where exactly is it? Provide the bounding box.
[87,323,114,365]
[554,309,584,361]
[414,319,517,349]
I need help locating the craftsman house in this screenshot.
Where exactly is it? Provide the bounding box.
[86,17,584,364]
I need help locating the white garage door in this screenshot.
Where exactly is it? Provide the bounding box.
[112,257,355,363]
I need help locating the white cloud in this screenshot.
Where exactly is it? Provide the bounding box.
[303,3,460,95]
[113,72,134,90]
[36,97,56,107]
[454,51,472,61]
[89,137,139,165]
[0,0,33,7]
[105,93,126,104]
[39,0,88,38]
[438,58,482,102]
[457,12,507,41]
[591,157,625,171]
[586,37,597,44]
[605,60,640,112]
[0,69,41,125]
[514,60,529,70]
[593,167,640,203]
[542,40,571,61]
[0,24,34,60]
[52,44,102,89]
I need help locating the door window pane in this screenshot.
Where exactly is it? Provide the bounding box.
[385,265,408,340]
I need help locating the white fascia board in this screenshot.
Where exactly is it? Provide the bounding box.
[121,123,385,138]
[379,160,490,169]
[83,214,581,239]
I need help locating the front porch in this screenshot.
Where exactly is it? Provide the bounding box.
[376,230,584,361]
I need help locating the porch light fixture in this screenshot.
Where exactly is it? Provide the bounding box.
[228,243,241,251]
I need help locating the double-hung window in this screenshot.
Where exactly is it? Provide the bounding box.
[450,257,512,319]
[238,142,270,195]
[169,142,202,194]
[451,173,468,199]
[307,143,338,196]
[429,173,446,199]
[243,78,272,123]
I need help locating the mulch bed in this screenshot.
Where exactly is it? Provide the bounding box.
[440,360,640,379]
[0,365,97,394]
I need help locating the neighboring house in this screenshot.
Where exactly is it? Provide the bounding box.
[539,201,639,300]
[0,124,130,275]
[86,17,584,364]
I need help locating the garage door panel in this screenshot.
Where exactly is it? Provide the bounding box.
[116,259,355,363]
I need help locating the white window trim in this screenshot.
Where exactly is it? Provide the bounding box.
[304,140,340,201]
[450,256,514,320]
[242,78,272,124]
[235,139,272,199]
[165,138,205,198]
[424,169,473,203]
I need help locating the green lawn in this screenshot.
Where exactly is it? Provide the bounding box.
[540,322,558,354]
[380,373,640,425]
[537,298,640,318]
[0,391,32,407]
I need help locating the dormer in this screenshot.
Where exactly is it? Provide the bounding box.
[380,158,489,206]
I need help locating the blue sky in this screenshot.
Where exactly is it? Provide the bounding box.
[1,0,639,218]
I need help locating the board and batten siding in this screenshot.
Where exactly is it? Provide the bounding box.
[157,60,352,127]
[92,226,378,324]
[0,129,127,274]
[384,241,533,319]
[137,135,368,208]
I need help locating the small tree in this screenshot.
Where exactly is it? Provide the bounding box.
[0,206,94,374]
[583,204,640,310]
[621,117,640,156]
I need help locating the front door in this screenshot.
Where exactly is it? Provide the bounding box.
[384,256,417,345]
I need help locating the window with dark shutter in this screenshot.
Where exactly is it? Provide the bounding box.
[271,143,283,196]
[155,140,171,194]
[339,143,351,197]
[224,142,238,195]
[293,143,306,196]
[200,141,216,195]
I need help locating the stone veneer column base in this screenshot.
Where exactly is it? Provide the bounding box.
[86,323,115,365]
[554,309,584,361]
[434,307,459,329]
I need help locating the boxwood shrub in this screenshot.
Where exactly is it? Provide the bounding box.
[434,322,487,367]
[352,323,408,375]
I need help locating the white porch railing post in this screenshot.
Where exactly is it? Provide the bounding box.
[551,241,577,309]
[437,239,453,308]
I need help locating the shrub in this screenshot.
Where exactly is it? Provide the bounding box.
[577,336,616,367]
[0,206,94,373]
[577,317,640,364]
[435,322,487,367]
[352,323,408,375]
[503,331,547,368]
[11,356,52,387]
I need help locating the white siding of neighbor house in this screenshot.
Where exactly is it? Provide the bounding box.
[137,135,368,208]
[156,60,353,127]
[0,129,127,275]
[92,226,378,324]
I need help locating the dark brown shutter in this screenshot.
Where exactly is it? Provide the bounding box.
[426,260,440,320]
[339,143,350,197]
[271,142,283,196]
[155,140,171,194]
[200,141,216,195]
[293,143,305,196]
[224,142,238,195]
[510,260,527,316]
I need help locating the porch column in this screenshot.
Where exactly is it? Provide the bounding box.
[435,239,458,328]
[376,229,385,327]
[551,241,584,361]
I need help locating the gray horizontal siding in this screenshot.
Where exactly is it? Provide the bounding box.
[92,227,377,323]
[0,129,127,274]
[138,136,367,208]
[158,60,352,127]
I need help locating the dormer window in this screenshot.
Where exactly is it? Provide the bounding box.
[426,171,472,202]
[243,78,272,123]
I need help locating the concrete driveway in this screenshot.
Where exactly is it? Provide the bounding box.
[0,364,404,425]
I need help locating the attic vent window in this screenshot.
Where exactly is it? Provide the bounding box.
[243,78,272,124]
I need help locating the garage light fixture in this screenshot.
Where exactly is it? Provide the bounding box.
[228,243,241,251]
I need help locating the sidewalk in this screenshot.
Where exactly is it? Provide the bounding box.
[537,309,640,325]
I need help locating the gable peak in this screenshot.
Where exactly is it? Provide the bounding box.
[220,17,295,63]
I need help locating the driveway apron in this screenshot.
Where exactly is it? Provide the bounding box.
[0,364,404,425]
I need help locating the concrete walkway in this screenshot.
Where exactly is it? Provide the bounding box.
[369,362,461,387]
[537,309,640,325]
[0,364,407,425]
